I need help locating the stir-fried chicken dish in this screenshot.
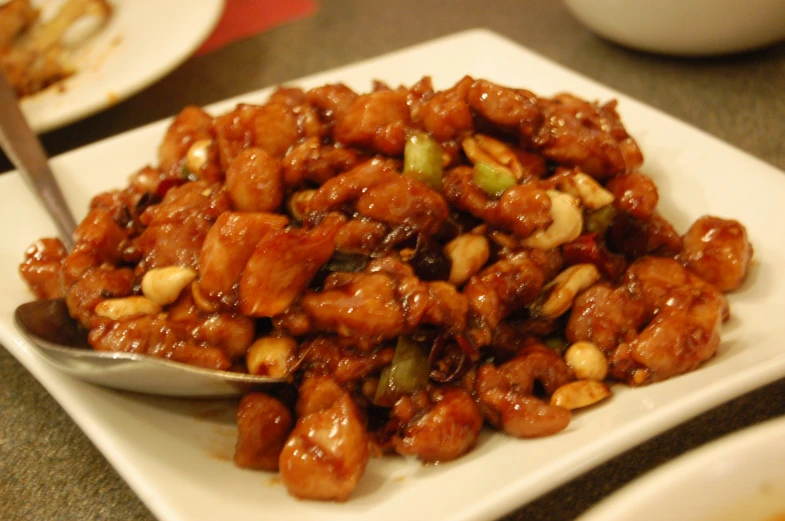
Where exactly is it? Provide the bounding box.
[18,76,753,501]
[0,0,112,97]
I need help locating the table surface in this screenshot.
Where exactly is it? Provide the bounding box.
[2,1,785,520]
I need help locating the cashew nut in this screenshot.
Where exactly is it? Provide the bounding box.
[550,380,611,410]
[443,233,490,286]
[522,190,583,250]
[141,266,197,306]
[94,296,161,321]
[558,172,614,210]
[564,341,608,381]
[462,134,524,180]
[288,189,316,221]
[185,139,213,174]
[539,264,600,318]
[246,336,297,378]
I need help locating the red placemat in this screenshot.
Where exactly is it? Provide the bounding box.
[196,0,318,55]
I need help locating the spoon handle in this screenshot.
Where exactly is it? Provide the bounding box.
[0,74,77,250]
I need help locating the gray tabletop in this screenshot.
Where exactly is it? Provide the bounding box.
[2,1,784,520]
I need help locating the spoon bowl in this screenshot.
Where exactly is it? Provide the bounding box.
[14,298,287,397]
[1,72,285,397]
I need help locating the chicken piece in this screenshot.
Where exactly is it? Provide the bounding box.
[293,255,469,347]
[63,266,134,328]
[299,272,405,342]
[476,345,573,438]
[279,376,369,501]
[611,257,729,385]
[239,215,343,317]
[332,217,388,255]
[416,75,475,142]
[213,102,301,170]
[138,181,231,270]
[354,175,449,236]
[305,83,357,127]
[532,94,643,178]
[70,207,129,267]
[225,147,284,213]
[606,171,659,220]
[392,386,483,462]
[443,166,552,239]
[464,252,546,346]
[19,237,68,299]
[166,290,255,361]
[309,158,449,237]
[297,336,394,384]
[467,79,541,138]
[334,88,411,155]
[281,137,364,187]
[234,393,293,471]
[308,158,399,212]
[87,315,232,370]
[679,215,753,292]
[198,212,289,307]
[566,282,647,354]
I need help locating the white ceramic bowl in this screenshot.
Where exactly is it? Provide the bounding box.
[562,0,785,56]
[576,415,785,521]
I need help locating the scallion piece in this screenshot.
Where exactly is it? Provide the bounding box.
[585,205,617,235]
[375,336,430,404]
[403,132,443,190]
[472,162,516,197]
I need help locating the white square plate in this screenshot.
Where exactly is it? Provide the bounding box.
[2,29,785,521]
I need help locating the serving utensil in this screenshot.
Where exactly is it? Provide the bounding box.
[0,73,284,397]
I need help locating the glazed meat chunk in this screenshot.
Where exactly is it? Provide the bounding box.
[138,181,230,270]
[334,88,411,155]
[609,257,727,385]
[213,102,302,169]
[533,94,643,178]
[19,238,68,299]
[679,215,753,292]
[225,148,284,213]
[279,376,369,501]
[239,215,342,317]
[234,393,293,471]
[416,75,475,141]
[197,212,289,307]
[392,386,483,462]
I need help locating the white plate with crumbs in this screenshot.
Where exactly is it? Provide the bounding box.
[18,0,224,133]
[1,28,785,521]
[576,415,785,521]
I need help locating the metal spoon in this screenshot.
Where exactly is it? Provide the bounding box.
[1,74,284,397]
